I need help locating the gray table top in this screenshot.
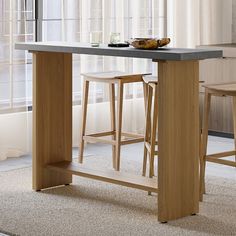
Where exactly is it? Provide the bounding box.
[199,43,236,48]
[15,41,223,61]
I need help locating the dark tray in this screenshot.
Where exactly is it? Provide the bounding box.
[108,43,130,48]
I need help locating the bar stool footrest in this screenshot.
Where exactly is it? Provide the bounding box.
[206,150,236,158]
[83,136,116,145]
[144,142,158,155]
[206,150,236,167]
[83,131,144,145]
[121,138,144,145]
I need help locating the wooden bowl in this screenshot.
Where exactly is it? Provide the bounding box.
[129,38,170,49]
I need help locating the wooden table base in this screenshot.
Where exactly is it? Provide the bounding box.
[32,52,73,190]
[158,60,200,221]
[32,52,199,222]
[47,161,158,193]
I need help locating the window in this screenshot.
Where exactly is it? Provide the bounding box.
[0,0,34,112]
[0,0,166,113]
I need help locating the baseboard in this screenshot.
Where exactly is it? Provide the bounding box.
[208,130,234,139]
[0,229,18,236]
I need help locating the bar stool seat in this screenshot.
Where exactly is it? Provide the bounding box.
[202,83,236,95]
[79,71,150,171]
[142,75,158,84]
[142,75,158,180]
[200,82,236,201]
[82,71,147,83]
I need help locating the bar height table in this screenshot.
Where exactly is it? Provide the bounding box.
[15,42,222,222]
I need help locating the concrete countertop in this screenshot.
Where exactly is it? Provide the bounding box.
[15,41,222,61]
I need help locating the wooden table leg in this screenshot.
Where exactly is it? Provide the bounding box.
[157,60,200,222]
[32,52,72,191]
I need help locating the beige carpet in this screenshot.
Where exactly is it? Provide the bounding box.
[0,156,236,236]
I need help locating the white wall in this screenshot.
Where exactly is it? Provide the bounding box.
[0,112,30,160]
[0,99,146,160]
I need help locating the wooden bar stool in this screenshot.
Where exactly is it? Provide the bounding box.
[142,75,158,179]
[79,71,150,171]
[142,77,204,183]
[200,82,236,201]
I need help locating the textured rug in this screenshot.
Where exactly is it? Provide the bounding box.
[0,155,236,236]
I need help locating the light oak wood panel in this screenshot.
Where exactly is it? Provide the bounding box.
[200,58,236,133]
[32,52,72,191]
[47,161,158,193]
[158,60,199,222]
[199,94,234,133]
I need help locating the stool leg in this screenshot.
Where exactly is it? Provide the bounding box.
[143,82,148,114]
[149,84,158,179]
[232,96,236,164]
[142,85,153,176]
[78,80,90,163]
[147,84,158,196]
[200,90,211,201]
[115,81,124,171]
[109,83,116,169]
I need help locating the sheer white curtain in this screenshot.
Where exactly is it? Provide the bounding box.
[0,0,33,160]
[167,0,200,47]
[167,0,232,47]
[199,0,232,44]
[70,0,166,146]
[0,0,233,160]
[67,0,232,146]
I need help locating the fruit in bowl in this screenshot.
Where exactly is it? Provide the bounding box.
[128,38,170,49]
